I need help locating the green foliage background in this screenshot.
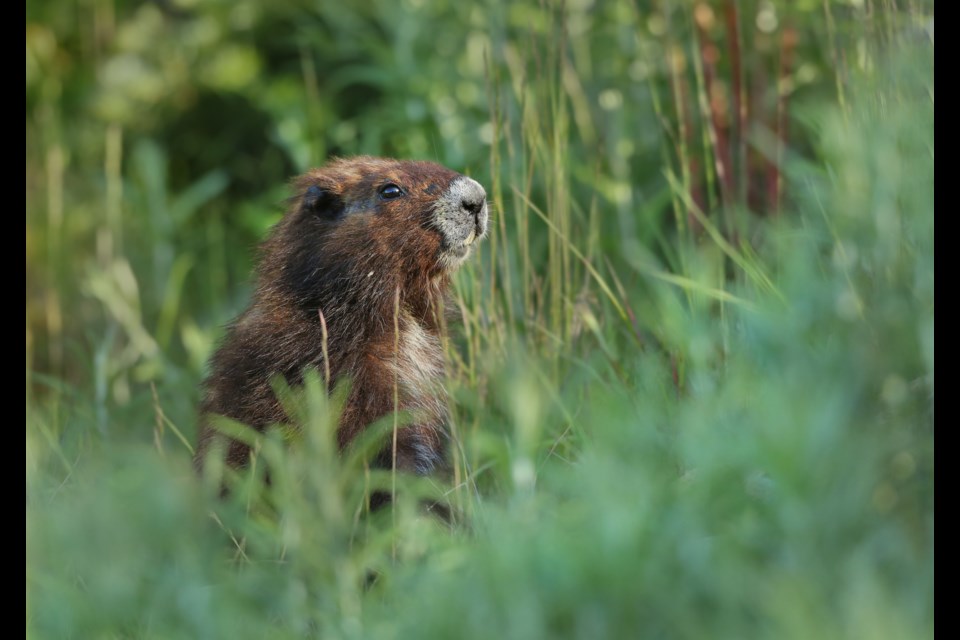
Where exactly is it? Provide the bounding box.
[26,1,933,638]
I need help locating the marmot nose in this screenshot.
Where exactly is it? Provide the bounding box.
[462,197,484,221]
[458,178,487,223]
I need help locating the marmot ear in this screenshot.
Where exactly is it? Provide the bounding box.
[301,185,343,219]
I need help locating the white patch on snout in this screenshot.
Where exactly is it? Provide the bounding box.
[433,176,489,271]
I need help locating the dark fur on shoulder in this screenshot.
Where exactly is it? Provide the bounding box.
[194,157,488,476]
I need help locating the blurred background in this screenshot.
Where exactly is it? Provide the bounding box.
[26,1,933,638]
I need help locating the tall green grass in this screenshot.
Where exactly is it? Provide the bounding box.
[27,1,932,638]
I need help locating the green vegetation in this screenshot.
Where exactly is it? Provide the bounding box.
[27,1,933,638]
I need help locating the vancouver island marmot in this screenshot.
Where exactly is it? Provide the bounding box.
[194,156,488,475]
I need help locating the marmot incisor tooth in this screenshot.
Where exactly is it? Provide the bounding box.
[194,156,488,475]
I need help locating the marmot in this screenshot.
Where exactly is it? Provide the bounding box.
[194,156,488,476]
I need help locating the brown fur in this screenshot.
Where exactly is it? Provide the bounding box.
[194,156,486,475]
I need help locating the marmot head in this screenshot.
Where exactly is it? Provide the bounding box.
[260,156,488,306]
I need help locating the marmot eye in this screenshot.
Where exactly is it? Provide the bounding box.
[378,183,404,200]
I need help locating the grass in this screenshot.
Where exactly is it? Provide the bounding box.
[26,1,933,638]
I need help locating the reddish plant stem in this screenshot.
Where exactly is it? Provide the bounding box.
[747,60,768,214]
[770,25,798,215]
[695,20,734,210]
[723,0,747,208]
